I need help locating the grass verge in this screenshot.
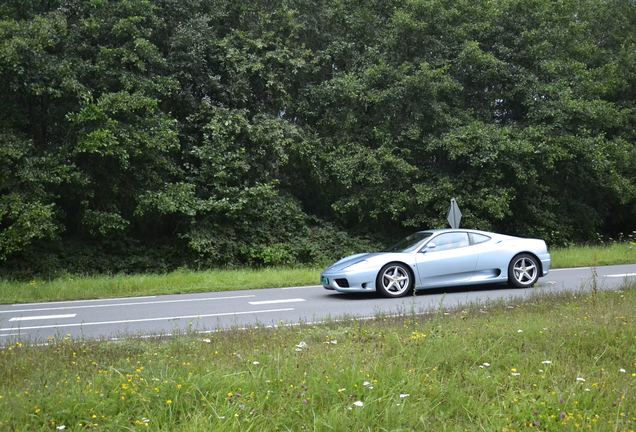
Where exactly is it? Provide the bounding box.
[551,242,636,269]
[1,285,635,430]
[0,267,321,304]
[0,243,634,304]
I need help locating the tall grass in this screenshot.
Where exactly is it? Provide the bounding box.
[1,286,634,431]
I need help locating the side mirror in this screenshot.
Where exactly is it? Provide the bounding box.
[423,243,436,252]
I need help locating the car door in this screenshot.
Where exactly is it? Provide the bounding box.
[414,232,478,288]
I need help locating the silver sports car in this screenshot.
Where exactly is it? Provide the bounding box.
[321,229,551,297]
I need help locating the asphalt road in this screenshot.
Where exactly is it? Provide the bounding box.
[1,264,635,346]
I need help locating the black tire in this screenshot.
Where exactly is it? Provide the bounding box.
[376,263,414,298]
[508,253,540,288]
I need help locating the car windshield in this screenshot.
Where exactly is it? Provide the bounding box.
[385,232,433,253]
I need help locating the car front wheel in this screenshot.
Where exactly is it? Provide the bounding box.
[508,253,540,288]
[376,263,413,297]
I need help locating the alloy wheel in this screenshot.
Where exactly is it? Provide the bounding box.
[512,257,537,285]
[381,265,411,296]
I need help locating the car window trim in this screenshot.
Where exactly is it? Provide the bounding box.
[468,232,492,246]
[419,232,470,253]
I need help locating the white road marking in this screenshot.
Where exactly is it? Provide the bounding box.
[0,333,21,337]
[0,308,294,331]
[281,285,321,290]
[1,295,256,314]
[9,296,157,307]
[604,273,636,278]
[248,298,306,305]
[9,314,77,322]
[550,267,591,272]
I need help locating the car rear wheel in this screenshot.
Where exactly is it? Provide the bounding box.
[376,263,413,298]
[508,253,540,288]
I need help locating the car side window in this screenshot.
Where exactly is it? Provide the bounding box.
[428,233,469,252]
[469,233,491,245]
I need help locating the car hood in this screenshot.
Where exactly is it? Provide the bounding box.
[325,253,382,272]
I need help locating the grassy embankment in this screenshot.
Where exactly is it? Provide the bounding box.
[550,242,635,269]
[0,242,634,304]
[1,286,634,431]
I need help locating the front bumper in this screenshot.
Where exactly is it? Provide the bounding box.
[320,268,377,293]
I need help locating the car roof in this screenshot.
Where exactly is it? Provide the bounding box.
[417,228,497,236]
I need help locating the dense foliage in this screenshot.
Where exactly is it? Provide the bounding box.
[1,0,634,276]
